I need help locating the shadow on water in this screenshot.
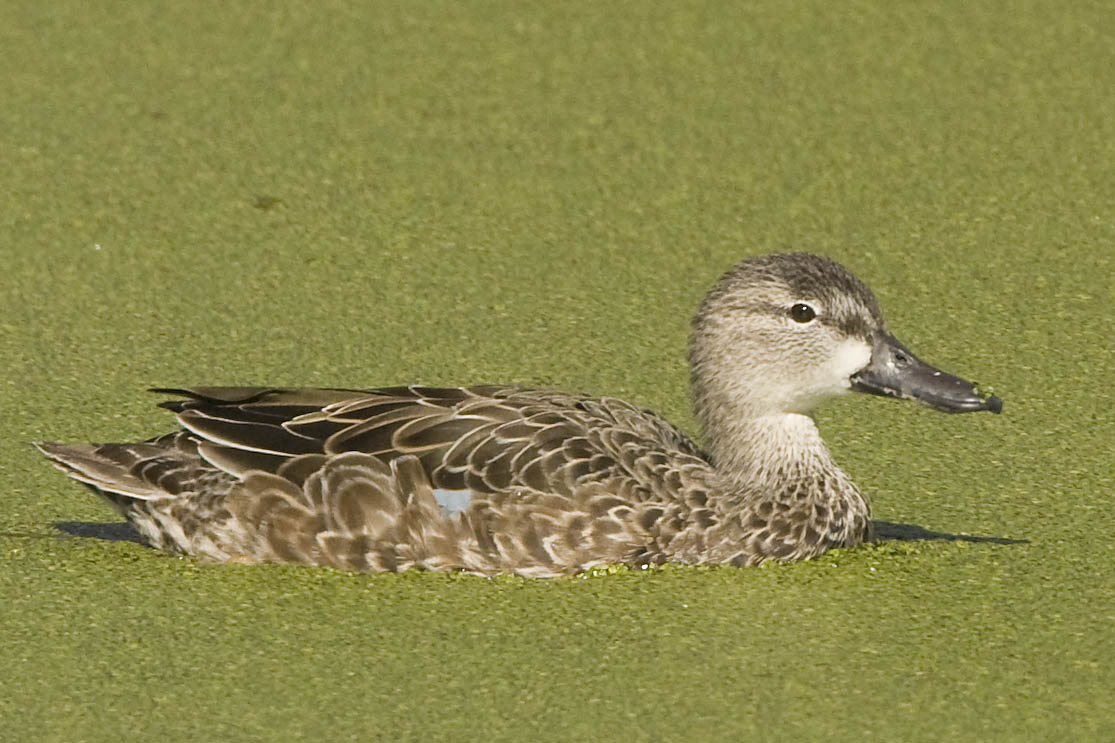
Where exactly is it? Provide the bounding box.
[873,521,1028,545]
[0,522,145,544]
[53,521,144,544]
[0,522,144,543]
[1,520,1029,549]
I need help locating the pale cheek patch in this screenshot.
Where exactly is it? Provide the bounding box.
[826,338,873,389]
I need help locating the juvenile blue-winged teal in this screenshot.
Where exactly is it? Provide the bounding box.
[37,253,1001,575]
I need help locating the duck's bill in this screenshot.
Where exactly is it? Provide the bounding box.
[850,332,1002,414]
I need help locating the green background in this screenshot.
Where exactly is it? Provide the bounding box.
[2,1,1112,740]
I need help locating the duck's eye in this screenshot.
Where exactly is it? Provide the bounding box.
[789,303,817,323]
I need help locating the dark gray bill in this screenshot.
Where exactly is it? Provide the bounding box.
[850,332,1002,414]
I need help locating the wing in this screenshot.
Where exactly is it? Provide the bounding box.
[156,385,711,503]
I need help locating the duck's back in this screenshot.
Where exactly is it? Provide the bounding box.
[39,385,716,575]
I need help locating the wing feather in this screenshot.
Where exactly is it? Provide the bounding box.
[154,385,707,505]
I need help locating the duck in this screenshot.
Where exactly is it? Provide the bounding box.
[36,253,1001,576]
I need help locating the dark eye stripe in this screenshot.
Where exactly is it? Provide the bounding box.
[714,300,875,341]
[821,314,875,340]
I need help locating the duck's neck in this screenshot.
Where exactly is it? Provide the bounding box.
[690,407,873,563]
[703,406,863,508]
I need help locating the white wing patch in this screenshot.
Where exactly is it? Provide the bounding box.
[432,488,474,516]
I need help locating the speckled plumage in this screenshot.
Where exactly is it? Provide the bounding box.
[36,253,1000,575]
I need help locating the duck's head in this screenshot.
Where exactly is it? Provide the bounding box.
[689,253,1002,428]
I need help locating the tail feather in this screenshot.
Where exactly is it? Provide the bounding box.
[35,442,164,503]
